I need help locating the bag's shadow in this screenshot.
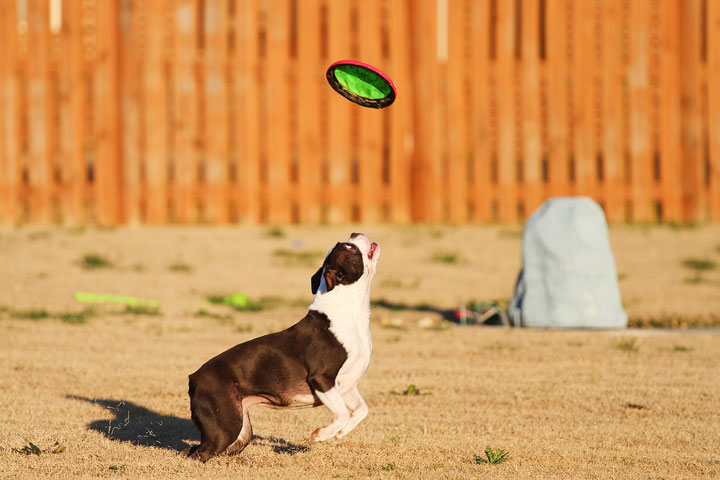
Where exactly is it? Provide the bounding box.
[67,395,308,455]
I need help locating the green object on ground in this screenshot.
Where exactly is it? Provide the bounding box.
[221,293,249,308]
[74,292,160,307]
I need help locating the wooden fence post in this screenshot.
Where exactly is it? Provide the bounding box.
[521,0,543,219]
[143,0,169,223]
[0,0,20,224]
[265,0,291,223]
[708,0,720,220]
[172,0,199,224]
[679,0,705,222]
[296,0,322,223]
[204,0,230,223]
[326,0,353,223]
[234,0,261,223]
[470,0,491,222]
[27,0,52,223]
[409,0,441,222]
[95,0,123,225]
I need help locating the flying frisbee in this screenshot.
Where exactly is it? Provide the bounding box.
[326,60,396,109]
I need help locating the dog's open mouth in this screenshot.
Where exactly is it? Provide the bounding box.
[369,242,378,260]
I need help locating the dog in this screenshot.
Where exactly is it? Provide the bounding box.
[183,233,380,462]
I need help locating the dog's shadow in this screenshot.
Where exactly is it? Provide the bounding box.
[67,395,308,455]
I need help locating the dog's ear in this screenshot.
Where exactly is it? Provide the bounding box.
[311,266,323,294]
[324,269,338,293]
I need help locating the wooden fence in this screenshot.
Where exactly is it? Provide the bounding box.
[1,0,719,225]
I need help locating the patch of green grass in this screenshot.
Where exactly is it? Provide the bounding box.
[391,384,432,396]
[122,305,161,316]
[682,258,716,271]
[617,338,639,352]
[673,344,693,352]
[474,446,509,465]
[272,248,324,267]
[432,251,460,264]
[15,441,65,456]
[9,309,51,320]
[109,464,127,472]
[236,324,253,333]
[81,253,113,269]
[629,314,720,328]
[168,261,193,273]
[681,258,716,284]
[380,462,396,471]
[57,309,95,325]
[266,226,286,238]
[388,435,402,444]
[194,309,233,323]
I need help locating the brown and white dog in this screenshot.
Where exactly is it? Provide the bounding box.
[183,233,380,462]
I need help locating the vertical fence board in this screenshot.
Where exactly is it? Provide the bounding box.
[172,0,199,223]
[495,0,518,221]
[0,0,20,224]
[27,0,52,222]
[235,0,260,223]
[264,0,291,223]
[357,0,384,222]
[571,0,597,201]
[470,0,491,221]
[120,0,141,225]
[296,0,322,223]
[409,0,441,222]
[546,0,570,199]
[601,0,625,222]
[521,0,543,218]
[657,0,682,221]
[95,0,123,225]
[326,1,352,222]
[143,1,168,223]
[628,0,653,221]
[708,0,720,220]
[679,0,705,221]
[387,0,412,223]
[203,0,230,222]
[446,0,468,223]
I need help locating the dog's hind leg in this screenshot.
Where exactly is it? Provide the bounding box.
[187,383,244,462]
[335,386,368,439]
[226,405,253,455]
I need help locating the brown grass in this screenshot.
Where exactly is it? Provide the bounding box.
[0,225,719,479]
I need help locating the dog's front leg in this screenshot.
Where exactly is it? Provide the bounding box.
[334,386,368,440]
[311,385,350,442]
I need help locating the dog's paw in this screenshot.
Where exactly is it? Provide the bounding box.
[311,426,339,442]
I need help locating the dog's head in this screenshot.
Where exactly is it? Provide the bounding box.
[311,233,380,294]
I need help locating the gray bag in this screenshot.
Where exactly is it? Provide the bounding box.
[509,197,628,329]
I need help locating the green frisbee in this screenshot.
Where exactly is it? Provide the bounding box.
[326,60,396,109]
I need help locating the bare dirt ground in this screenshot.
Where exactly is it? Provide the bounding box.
[1,224,719,479]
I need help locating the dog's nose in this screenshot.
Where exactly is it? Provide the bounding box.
[350,232,363,239]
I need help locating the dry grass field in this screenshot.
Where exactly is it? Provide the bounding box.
[1,224,719,479]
